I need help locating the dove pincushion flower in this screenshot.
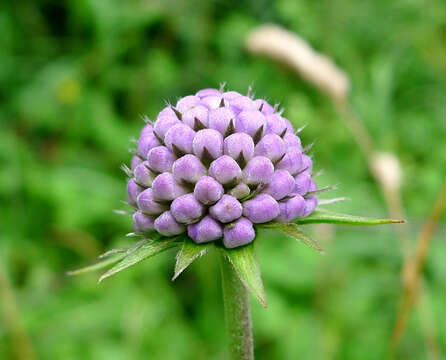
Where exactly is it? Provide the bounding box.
[71,85,405,360]
[126,87,318,248]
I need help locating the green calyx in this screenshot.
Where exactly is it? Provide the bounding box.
[68,209,404,307]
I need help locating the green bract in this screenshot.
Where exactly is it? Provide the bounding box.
[69,209,403,306]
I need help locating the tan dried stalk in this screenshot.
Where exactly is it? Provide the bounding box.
[246,24,442,358]
[391,179,446,352]
[246,25,349,100]
[245,26,406,239]
[0,267,37,360]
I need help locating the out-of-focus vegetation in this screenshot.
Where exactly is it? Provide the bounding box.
[1,0,446,359]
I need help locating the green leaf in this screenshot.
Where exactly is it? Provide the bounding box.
[220,243,266,308]
[172,240,213,280]
[295,209,405,226]
[97,248,127,259]
[67,254,126,276]
[67,240,147,276]
[261,223,324,253]
[98,238,180,283]
[98,239,148,259]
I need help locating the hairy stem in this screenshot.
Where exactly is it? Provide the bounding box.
[220,252,254,360]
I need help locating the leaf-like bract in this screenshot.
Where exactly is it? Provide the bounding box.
[67,255,126,276]
[220,243,266,307]
[295,209,405,226]
[260,222,324,253]
[67,240,147,276]
[173,240,213,280]
[98,238,180,283]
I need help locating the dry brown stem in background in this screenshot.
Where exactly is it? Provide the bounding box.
[246,24,443,359]
[0,267,37,360]
[391,179,446,353]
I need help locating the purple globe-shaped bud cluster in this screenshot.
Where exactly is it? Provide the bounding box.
[126,88,318,248]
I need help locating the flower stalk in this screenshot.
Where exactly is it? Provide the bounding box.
[220,252,254,360]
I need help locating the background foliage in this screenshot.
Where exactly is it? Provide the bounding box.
[1,0,446,359]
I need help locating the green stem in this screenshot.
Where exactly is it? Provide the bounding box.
[219,252,254,360]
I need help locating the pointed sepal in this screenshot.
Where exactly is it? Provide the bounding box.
[219,242,266,308]
[253,125,264,145]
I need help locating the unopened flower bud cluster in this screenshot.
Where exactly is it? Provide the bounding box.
[127,88,318,248]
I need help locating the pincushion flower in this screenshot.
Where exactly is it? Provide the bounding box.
[70,85,404,360]
[126,86,319,248]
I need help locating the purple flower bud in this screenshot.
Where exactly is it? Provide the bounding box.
[284,119,294,133]
[172,154,207,185]
[136,188,168,215]
[276,147,303,175]
[235,110,266,138]
[182,105,209,129]
[301,154,313,174]
[153,107,181,140]
[127,179,144,208]
[223,217,255,249]
[276,195,305,222]
[309,179,317,192]
[134,161,156,187]
[131,155,143,170]
[229,96,256,114]
[209,155,242,186]
[253,99,275,115]
[151,173,188,201]
[208,107,235,135]
[283,133,302,149]
[265,114,288,136]
[133,211,156,233]
[243,156,274,185]
[196,88,221,98]
[138,133,161,158]
[192,129,223,161]
[224,133,255,164]
[154,210,186,236]
[164,124,196,155]
[294,173,312,195]
[201,95,225,110]
[176,95,200,113]
[194,176,224,205]
[301,195,318,217]
[147,146,176,173]
[263,170,295,200]
[242,194,280,223]
[140,123,153,137]
[188,215,223,243]
[222,91,242,100]
[171,194,205,224]
[254,134,286,162]
[228,182,250,199]
[209,195,243,223]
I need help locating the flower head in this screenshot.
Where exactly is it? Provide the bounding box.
[126,87,318,248]
[72,86,404,310]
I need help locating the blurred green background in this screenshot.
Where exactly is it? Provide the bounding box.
[1,0,446,359]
